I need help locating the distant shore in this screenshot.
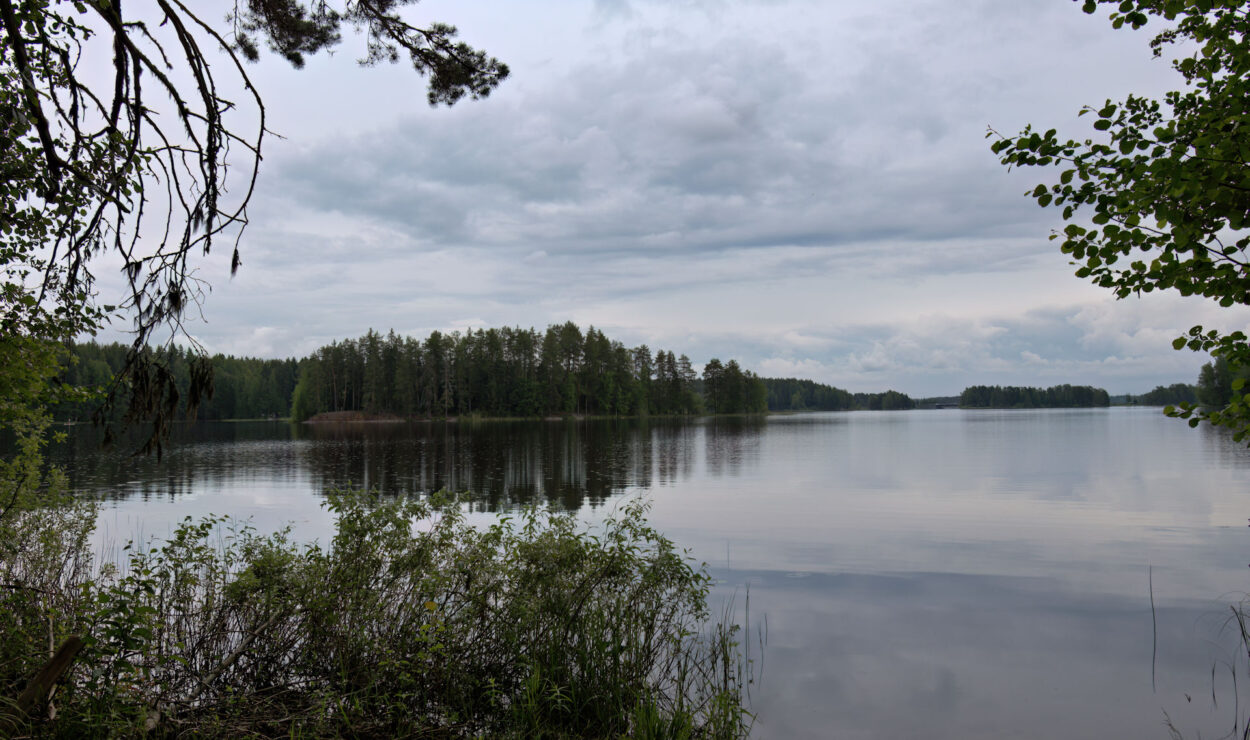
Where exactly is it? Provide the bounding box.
[300,410,803,424]
[304,410,406,423]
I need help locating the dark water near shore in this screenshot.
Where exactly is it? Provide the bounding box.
[52,408,1250,739]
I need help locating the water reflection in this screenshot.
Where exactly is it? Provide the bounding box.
[722,566,1247,740]
[54,423,304,503]
[53,418,757,512]
[704,416,764,478]
[44,409,1250,739]
[654,422,697,484]
[293,420,650,510]
[1198,420,1250,467]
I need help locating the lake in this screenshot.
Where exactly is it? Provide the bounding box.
[53,407,1250,739]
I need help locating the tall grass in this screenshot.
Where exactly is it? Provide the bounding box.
[0,491,754,738]
[1159,598,1250,740]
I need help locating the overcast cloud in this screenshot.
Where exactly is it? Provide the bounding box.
[107,0,1250,397]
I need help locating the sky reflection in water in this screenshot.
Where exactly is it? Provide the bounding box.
[53,408,1250,739]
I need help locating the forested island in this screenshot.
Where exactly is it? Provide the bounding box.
[288,324,772,419]
[53,324,917,422]
[957,368,1220,410]
[958,384,1111,408]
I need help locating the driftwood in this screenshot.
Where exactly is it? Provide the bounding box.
[0,635,84,733]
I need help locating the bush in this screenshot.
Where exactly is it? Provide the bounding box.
[1,491,754,738]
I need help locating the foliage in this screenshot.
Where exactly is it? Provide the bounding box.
[989,0,1250,438]
[0,337,97,520]
[858,389,916,411]
[228,2,508,104]
[1133,382,1199,406]
[0,337,98,729]
[291,324,720,421]
[1192,355,1250,408]
[3,337,753,735]
[291,325,918,421]
[0,491,754,738]
[61,332,924,423]
[764,377,856,411]
[1,0,506,451]
[52,341,298,423]
[959,384,1111,409]
[701,359,768,415]
[761,377,915,412]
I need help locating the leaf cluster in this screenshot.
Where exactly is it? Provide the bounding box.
[989,0,1250,438]
[228,1,508,104]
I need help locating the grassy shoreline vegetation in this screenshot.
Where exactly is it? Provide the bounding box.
[2,489,757,738]
[3,343,756,738]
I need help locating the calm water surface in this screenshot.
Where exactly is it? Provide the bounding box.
[53,408,1250,739]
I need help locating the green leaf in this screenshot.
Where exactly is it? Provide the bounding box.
[995,2,1250,442]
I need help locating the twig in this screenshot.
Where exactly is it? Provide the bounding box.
[190,610,284,703]
[1151,564,1158,693]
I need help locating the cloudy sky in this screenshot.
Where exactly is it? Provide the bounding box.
[110,0,1250,397]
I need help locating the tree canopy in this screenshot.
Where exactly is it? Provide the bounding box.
[990,0,1250,438]
[1,0,506,451]
[759,377,915,412]
[958,384,1111,409]
[287,325,762,421]
[1133,382,1198,406]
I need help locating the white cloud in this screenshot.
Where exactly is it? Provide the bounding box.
[116,0,1220,400]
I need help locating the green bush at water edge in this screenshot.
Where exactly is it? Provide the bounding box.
[0,488,754,738]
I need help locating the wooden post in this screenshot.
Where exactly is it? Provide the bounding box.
[0,635,85,733]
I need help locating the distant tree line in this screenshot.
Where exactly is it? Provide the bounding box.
[54,343,298,422]
[1128,384,1198,407]
[762,378,915,411]
[914,396,961,409]
[55,327,933,424]
[1191,356,1250,410]
[765,378,853,410]
[857,390,915,411]
[959,384,1110,409]
[289,324,770,422]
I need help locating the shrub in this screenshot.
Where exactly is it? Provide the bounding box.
[1,491,754,738]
